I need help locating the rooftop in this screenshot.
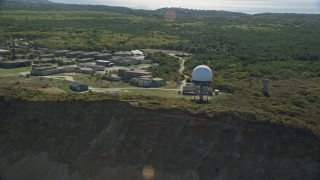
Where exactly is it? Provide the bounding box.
[0,49,10,53]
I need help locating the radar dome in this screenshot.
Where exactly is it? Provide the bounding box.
[192,65,213,82]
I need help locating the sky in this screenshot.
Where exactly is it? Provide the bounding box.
[50,0,320,14]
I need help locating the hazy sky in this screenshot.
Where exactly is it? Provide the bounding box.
[50,0,320,14]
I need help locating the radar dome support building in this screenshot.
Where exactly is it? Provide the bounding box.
[192,65,213,103]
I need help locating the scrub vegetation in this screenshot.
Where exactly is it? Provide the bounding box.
[0,0,319,137]
[147,52,184,82]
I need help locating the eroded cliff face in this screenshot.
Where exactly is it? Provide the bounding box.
[0,99,319,180]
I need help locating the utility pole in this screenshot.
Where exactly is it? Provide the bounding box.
[11,42,16,60]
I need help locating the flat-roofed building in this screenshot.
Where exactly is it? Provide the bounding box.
[34,58,56,64]
[94,53,112,60]
[66,51,84,58]
[0,49,10,55]
[111,58,140,66]
[77,67,96,74]
[138,77,152,87]
[96,60,110,67]
[140,60,153,64]
[113,51,127,57]
[79,52,99,59]
[78,58,94,63]
[54,50,70,57]
[119,69,152,81]
[152,78,164,87]
[30,65,63,76]
[15,55,25,59]
[0,60,31,69]
[78,63,105,71]
[39,54,54,59]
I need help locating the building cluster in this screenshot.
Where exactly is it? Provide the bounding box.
[0,48,150,69]
[31,64,96,76]
[117,69,164,87]
[1,47,165,88]
[38,50,151,67]
[0,48,31,68]
[78,63,105,71]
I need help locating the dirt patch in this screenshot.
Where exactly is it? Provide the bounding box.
[37,87,66,94]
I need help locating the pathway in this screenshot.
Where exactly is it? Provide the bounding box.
[89,87,179,93]
[43,75,75,82]
[170,54,189,91]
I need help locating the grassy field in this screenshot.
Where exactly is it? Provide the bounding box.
[0,74,71,93]
[0,66,31,74]
[123,88,179,98]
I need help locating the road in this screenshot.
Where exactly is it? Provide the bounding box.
[90,87,179,93]
[43,75,75,82]
[170,54,189,91]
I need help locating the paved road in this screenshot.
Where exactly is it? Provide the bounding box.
[90,87,179,93]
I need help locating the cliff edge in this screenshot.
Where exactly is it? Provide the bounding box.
[0,99,319,179]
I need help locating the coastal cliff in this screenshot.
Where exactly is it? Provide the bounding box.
[0,99,319,179]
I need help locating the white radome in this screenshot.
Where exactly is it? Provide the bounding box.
[192,65,213,82]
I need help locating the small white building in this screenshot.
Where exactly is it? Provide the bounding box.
[0,49,10,55]
[131,50,144,56]
[96,60,111,67]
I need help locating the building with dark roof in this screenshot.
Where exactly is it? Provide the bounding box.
[15,55,25,59]
[66,51,84,58]
[54,50,70,57]
[70,82,89,92]
[59,60,75,66]
[79,52,99,59]
[94,53,112,60]
[113,51,127,57]
[111,58,140,66]
[39,54,54,59]
[152,78,164,87]
[34,58,57,64]
[118,69,152,81]
[0,60,31,69]
[78,63,105,71]
[96,60,111,67]
[78,58,94,63]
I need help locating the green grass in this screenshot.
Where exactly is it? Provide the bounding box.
[0,75,71,93]
[0,66,31,74]
[123,88,179,98]
[65,73,133,88]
